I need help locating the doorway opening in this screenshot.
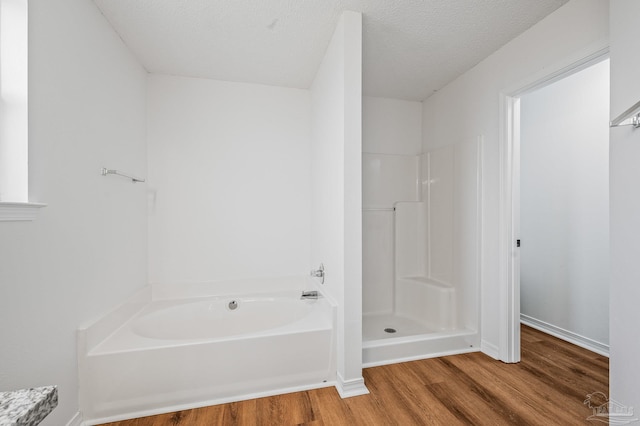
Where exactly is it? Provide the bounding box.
[500,48,610,362]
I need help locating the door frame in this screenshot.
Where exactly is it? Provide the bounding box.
[498,44,609,363]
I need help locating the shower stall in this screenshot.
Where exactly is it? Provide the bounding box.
[361,105,482,366]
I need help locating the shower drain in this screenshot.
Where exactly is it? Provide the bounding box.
[384,328,397,334]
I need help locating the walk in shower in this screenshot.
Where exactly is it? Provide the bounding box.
[362,111,482,366]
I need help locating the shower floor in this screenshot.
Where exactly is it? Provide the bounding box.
[362,313,438,341]
[362,313,478,367]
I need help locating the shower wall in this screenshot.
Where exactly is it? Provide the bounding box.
[423,142,482,330]
[362,96,422,316]
[362,96,481,334]
[391,142,481,331]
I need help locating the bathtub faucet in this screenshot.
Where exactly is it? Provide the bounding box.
[301,290,319,300]
[310,263,325,284]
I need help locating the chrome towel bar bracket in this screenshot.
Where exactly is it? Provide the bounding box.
[101,167,145,183]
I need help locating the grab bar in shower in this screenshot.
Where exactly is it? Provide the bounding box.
[610,99,640,129]
[101,167,146,183]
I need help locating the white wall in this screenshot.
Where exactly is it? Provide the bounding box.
[0,0,147,424]
[342,10,363,392]
[147,75,311,283]
[422,0,609,356]
[520,60,609,347]
[610,0,640,412]
[362,96,421,316]
[363,96,422,155]
[310,11,366,395]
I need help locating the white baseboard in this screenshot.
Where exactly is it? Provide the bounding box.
[481,339,500,360]
[66,412,83,426]
[335,373,369,398]
[521,314,609,357]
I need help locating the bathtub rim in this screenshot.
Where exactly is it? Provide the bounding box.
[130,293,320,339]
[89,295,334,356]
[78,275,332,355]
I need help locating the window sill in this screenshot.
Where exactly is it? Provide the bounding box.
[0,202,47,222]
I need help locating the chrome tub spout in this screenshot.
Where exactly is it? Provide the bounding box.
[301,290,319,300]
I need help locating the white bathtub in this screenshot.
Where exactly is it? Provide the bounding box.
[78,277,336,425]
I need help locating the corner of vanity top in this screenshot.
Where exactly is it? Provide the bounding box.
[0,386,58,426]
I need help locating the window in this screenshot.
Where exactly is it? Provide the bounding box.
[0,0,45,220]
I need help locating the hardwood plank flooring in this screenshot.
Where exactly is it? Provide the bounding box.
[100,325,608,425]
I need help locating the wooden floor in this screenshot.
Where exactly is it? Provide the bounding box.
[100,325,608,425]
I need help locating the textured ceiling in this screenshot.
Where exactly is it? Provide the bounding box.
[93,0,569,101]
